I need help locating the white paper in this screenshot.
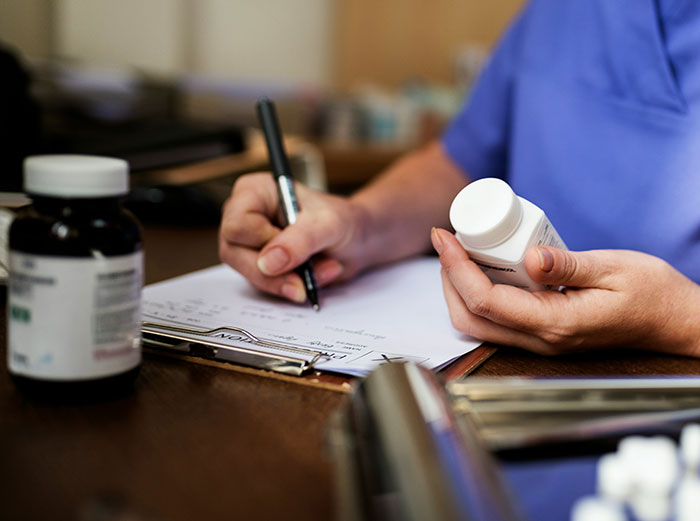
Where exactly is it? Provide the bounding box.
[141,257,482,376]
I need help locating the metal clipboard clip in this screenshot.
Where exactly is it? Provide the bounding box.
[141,321,326,376]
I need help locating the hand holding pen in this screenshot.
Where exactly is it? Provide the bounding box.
[256,98,321,310]
[218,101,377,306]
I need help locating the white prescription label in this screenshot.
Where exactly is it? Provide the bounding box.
[7,251,143,380]
[471,217,567,291]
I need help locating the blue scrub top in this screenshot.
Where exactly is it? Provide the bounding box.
[442,0,700,282]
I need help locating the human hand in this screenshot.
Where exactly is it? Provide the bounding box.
[431,227,700,356]
[219,172,371,303]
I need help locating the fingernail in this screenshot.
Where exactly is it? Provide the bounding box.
[257,247,290,275]
[281,279,305,303]
[431,227,444,255]
[536,247,554,272]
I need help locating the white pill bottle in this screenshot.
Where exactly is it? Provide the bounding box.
[449,177,567,291]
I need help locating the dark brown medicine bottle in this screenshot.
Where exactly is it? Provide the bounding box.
[7,155,143,397]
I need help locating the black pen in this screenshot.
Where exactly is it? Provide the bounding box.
[256,98,320,311]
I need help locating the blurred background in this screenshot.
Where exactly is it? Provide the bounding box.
[0,0,522,223]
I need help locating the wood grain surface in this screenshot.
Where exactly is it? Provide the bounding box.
[2,225,698,521]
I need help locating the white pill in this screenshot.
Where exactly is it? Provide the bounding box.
[618,436,650,475]
[570,496,626,521]
[636,437,679,494]
[629,492,670,521]
[680,423,700,472]
[675,476,700,521]
[597,453,632,501]
[617,435,678,494]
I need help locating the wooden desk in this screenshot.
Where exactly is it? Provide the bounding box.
[2,226,700,521]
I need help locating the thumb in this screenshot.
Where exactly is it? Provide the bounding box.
[256,211,344,276]
[525,247,612,288]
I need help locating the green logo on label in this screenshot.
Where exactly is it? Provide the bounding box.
[10,306,31,323]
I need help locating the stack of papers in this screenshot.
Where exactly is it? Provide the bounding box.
[142,257,482,377]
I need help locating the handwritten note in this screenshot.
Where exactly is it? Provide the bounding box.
[141,257,482,376]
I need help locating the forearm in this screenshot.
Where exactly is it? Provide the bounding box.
[349,140,470,268]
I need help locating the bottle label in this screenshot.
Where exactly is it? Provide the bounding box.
[535,219,567,251]
[474,260,543,291]
[473,217,567,291]
[7,251,143,380]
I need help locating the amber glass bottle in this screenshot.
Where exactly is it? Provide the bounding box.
[7,155,142,397]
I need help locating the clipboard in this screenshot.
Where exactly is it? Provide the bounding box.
[142,321,323,376]
[141,320,497,391]
[141,259,497,390]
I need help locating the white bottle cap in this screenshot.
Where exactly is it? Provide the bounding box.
[24,155,129,197]
[449,177,523,249]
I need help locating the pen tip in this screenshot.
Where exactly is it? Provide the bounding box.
[312,304,320,312]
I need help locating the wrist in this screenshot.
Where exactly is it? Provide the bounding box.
[345,193,385,271]
[666,278,700,358]
[684,289,700,358]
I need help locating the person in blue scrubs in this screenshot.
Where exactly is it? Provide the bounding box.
[219,0,700,356]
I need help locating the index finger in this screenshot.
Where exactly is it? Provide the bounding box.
[220,173,281,247]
